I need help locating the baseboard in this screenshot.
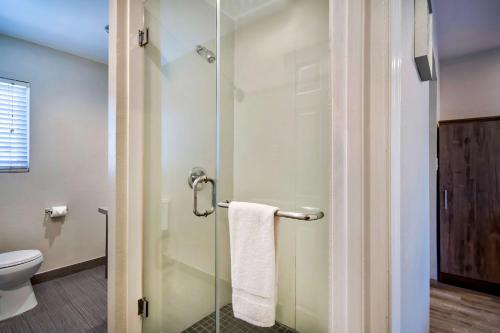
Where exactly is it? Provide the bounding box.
[31,256,106,285]
[439,272,500,296]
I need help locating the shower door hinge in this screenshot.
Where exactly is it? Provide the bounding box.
[138,28,149,47]
[138,297,149,318]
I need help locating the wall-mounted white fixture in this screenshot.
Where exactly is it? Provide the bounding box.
[44,206,68,218]
[414,0,436,81]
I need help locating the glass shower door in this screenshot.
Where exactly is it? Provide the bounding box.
[142,0,331,332]
[216,1,331,332]
[142,1,218,332]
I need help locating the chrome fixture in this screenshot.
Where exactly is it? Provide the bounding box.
[189,167,216,217]
[444,189,448,210]
[139,29,149,47]
[188,167,207,190]
[196,45,216,63]
[217,201,325,221]
[193,176,215,217]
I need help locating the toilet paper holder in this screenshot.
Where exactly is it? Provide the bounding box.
[44,206,69,216]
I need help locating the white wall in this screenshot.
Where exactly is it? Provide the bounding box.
[440,47,500,120]
[399,1,431,332]
[429,11,440,281]
[429,79,439,280]
[232,1,331,331]
[0,34,108,273]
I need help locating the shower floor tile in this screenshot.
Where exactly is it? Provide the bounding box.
[182,304,297,333]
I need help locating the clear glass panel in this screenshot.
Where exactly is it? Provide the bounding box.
[142,1,217,332]
[217,1,331,332]
[142,0,331,332]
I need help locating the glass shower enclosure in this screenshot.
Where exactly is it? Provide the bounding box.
[142,1,331,332]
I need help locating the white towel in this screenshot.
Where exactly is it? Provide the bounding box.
[228,201,280,327]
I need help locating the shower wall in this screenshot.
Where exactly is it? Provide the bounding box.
[223,1,331,331]
[142,1,330,332]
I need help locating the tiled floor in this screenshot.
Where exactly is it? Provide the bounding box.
[430,281,500,333]
[11,267,500,333]
[0,266,107,333]
[183,304,297,333]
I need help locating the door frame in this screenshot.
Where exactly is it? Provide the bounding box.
[332,0,402,330]
[107,0,144,332]
[108,0,399,332]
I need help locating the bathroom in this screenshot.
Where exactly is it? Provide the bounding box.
[1,0,330,332]
[0,0,109,332]
[0,0,463,332]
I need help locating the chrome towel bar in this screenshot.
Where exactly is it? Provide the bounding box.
[217,201,324,221]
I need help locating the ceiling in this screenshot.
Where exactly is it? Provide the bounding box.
[204,0,289,22]
[0,0,108,64]
[434,0,500,60]
[4,0,498,64]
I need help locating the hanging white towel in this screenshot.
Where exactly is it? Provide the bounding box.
[228,201,280,327]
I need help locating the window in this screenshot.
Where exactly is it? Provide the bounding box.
[0,78,30,172]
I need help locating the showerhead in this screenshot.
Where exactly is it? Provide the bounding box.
[206,53,216,63]
[196,45,216,64]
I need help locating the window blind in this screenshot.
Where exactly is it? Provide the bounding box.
[0,78,30,172]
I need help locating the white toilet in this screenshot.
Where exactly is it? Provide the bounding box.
[0,250,43,321]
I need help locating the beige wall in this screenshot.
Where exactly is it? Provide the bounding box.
[440,48,500,120]
[0,34,108,273]
[231,1,331,331]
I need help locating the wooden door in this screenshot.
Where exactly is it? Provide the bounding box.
[439,118,500,294]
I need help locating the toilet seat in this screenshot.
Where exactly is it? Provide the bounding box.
[0,250,43,269]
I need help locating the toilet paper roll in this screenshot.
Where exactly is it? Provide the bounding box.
[50,206,68,218]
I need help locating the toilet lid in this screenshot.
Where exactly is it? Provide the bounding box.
[0,250,42,269]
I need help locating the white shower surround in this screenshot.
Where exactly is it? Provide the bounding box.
[109,0,432,332]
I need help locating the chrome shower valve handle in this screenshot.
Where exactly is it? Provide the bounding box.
[192,175,215,217]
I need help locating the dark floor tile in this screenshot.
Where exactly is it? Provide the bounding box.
[0,266,107,333]
[183,304,298,333]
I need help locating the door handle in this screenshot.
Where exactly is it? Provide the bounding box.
[444,189,448,210]
[192,175,215,217]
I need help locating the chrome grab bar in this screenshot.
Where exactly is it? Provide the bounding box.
[217,200,324,221]
[444,189,448,210]
[192,175,215,217]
